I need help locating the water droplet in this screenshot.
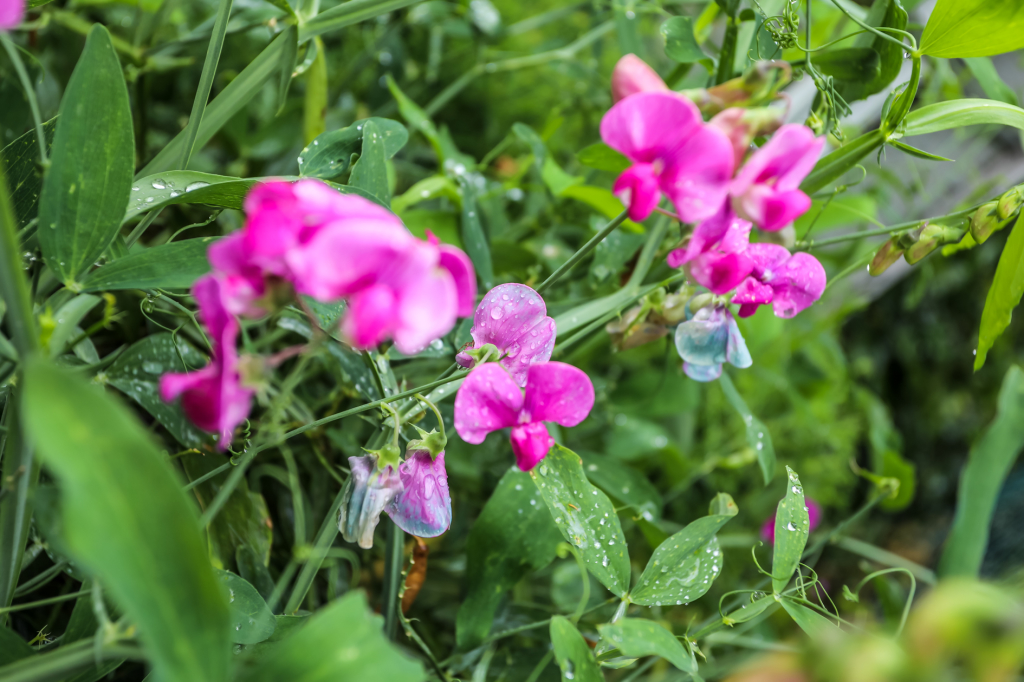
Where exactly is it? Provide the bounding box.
[151,180,166,189]
[185,181,210,192]
[490,307,504,320]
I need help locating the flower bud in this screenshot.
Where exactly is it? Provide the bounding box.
[687,293,715,313]
[606,305,667,350]
[970,201,1003,244]
[610,54,669,102]
[904,223,966,265]
[997,186,1024,220]
[701,62,792,114]
[868,239,904,276]
[337,454,402,549]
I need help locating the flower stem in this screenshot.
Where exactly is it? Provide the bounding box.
[382,518,404,640]
[0,35,48,168]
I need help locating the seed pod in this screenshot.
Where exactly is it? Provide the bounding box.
[997,186,1024,220]
[869,239,904,276]
[970,201,1002,244]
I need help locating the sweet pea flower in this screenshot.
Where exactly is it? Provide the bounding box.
[611,54,670,102]
[600,91,734,223]
[674,305,752,382]
[761,498,822,544]
[455,283,556,387]
[0,0,24,30]
[454,362,595,471]
[160,275,255,449]
[338,454,403,549]
[385,450,452,538]
[730,124,824,231]
[667,205,757,295]
[732,244,827,318]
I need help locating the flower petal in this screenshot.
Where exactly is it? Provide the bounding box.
[386,451,452,537]
[510,422,555,471]
[725,310,753,369]
[689,251,754,295]
[467,283,556,387]
[522,362,595,427]
[341,283,397,350]
[438,244,477,317]
[600,91,701,163]
[338,456,403,549]
[745,243,792,279]
[769,252,827,318]
[662,124,735,223]
[453,364,524,444]
[611,54,669,102]
[732,276,774,307]
[393,266,459,355]
[730,125,824,195]
[674,306,729,367]
[613,163,663,222]
[0,0,24,28]
[683,362,722,382]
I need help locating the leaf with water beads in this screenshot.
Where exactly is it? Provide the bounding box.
[772,466,810,594]
[217,570,276,645]
[598,618,696,673]
[630,493,737,607]
[531,445,630,597]
[549,616,603,682]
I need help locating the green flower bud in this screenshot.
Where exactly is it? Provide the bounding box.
[904,223,966,265]
[869,239,904,276]
[688,293,715,313]
[997,186,1024,220]
[970,201,1003,244]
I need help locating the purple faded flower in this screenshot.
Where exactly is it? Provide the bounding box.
[385,450,452,538]
[732,244,827,319]
[761,498,822,544]
[338,454,403,549]
[0,0,24,29]
[160,275,254,449]
[674,305,751,382]
[730,124,824,231]
[611,54,670,102]
[600,91,734,223]
[454,362,595,471]
[455,283,556,387]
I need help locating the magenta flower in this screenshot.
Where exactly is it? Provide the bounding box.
[729,125,824,231]
[454,362,595,471]
[611,54,669,102]
[732,244,827,319]
[600,92,734,223]
[455,283,556,387]
[761,498,822,544]
[0,0,24,30]
[385,450,452,538]
[160,275,254,449]
[338,455,403,549]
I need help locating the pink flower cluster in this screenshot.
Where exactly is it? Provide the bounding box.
[453,284,594,471]
[161,180,476,448]
[0,0,24,30]
[605,56,828,320]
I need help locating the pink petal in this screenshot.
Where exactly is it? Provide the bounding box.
[160,364,217,403]
[510,422,555,471]
[206,236,265,317]
[192,275,233,345]
[600,91,702,164]
[661,124,735,223]
[613,163,662,222]
[341,283,397,349]
[731,125,824,195]
[393,266,459,355]
[737,304,759,319]
[386,451,452,537]
[745,243,792,279]
[438,244,477,317]
[611,54,669,102]
[689,251,754,295]
[241,182,305,274]
[732,276,774,306]
[453,364,524,444]
[769,252,827,318]
[673,203,735,265]
[709,108,753,167]
[521,362,595,428]
[0,0,24,29]
[465,284,556,387]
[734,185,812,232]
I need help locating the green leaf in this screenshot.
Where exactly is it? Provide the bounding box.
[581,452,662,521]
[81,237,216,292]
[300,118,408,180]
[772,466,810,595]
[939,366,1024,577]
[299,0,425,41]
[22,359,230,682]
[576,143,630,174]
[385,74,442,159]
[541,156,583,196]
[903,99,1024,137]
[630,493,737,606]
[718,372,775,485]
[888,140,953,162]
[975,213,1024,370]
[0,626,34,666]
[964,57,1018,106]
[125,172,257,223]
[549,616,603,682]
[812,48,880,83]
[455,468,562,650]
[391,176,460,215]
[349,119,392,204]
[531,445,631,597]
[274,25,299,114]
[216,570,276,645]
[0,117,56,228]
[780,599,839,638]
[837,0,907,102]
[920,0,1024,58]
[662,16,707,64]
[38,25,134,289]
[598,618,695,672]
[512,122,547,170]
[801,129,885,194]
[727,595,773,624]
[104,333,216,450]
[459,176,493,289]
[46,294,101,358]
[235,591,423,682]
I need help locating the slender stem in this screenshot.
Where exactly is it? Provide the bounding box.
[797,204,979,250]
[124,211,160,249]
[834,536,936,585]
[12,560,69,597]
[0,36,48,167]
[537,211,628,294]
[716,18,738,85]
[0,156,39,357]
[178,0,233,168]
[523,651,554,682]
[0,638,144,682]
[0,589,90,614]
[283,485,347,614]
[825,0,917,52]
[382,519,404,640]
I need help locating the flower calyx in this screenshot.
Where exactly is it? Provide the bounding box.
[461,342,501,366]
[407,425,447,460]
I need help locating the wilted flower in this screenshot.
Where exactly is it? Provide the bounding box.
[674,305,752,382]
[610,54,670,102]
[160,275,254,449]
[730,124,824,231]
[760,498,821,543]
[455,283,556,387]
[385,450,452,538]
[600,91,734,222]
[338,453,403,549]
[454,362,595,471]
[732,244,827,319]
[0,0,24,30]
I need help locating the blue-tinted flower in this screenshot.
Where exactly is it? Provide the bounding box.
[674,305,751,382]
[386,450,452,538]
[338,454,402,549]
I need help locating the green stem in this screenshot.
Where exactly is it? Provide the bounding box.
[12,560,70,597]
[0,36,48,167]
[834,537,936,585]
[179,0,233,168]
[523,651,554,682]
[797,204,979,250]
[283,484,347,614]
[0,589,90,614]
[715,18,738,85]
[382,519,404,640]
[825,0,917,52]
[537,211,629,294]
[0,638,144,682]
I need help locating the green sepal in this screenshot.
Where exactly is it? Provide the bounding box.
[464,342,501,364]
[365,444,402,471]
[406,425,447,460]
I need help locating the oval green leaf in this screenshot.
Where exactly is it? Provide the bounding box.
[772,466,810,594]
[903,99,1024,138]
[217,570,276,645]
[81,237,216,292]
[920,0,1024,58]
[549,616,603,682]
[299,117,408,181]
[348,119,392,204]
[598,618,695,672]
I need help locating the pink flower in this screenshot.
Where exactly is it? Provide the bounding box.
[668,205,757,294]
[611,54,669,102]
[385,450,452,538]
[160,275,254,449]
[708,107,786,168]
[761,498,822,544]
[730,125,824,231]
[0,0,24,30]
[455,283,556,387]
[600,92,734,223]
[732,244,827,318]
[454,362,595,471]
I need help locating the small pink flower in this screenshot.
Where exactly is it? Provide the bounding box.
[732,244,827,318]
[454,362,595,471]
[160,275,254,449]
[386,450,452,538]
[730,125,824,231]
[455,283,556,387]
[0,0,24,30]
[600,92,734,223]
[761,498,822,544]
[611,54,669,102]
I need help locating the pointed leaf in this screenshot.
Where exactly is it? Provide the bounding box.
[274,25,299,114]
[459,176,493,289]
[780,599,840,639]
[889,140,953,162]
[718,373,775,485]
[904,99,1024,138]
[549,616,602,682]
[598,618,695,672]
[576,142,630,174]
[349,119,392,204]
[217,570,276,645]
[81,237,217,292]
[772,466,810,594]
[975,214,1024,370]
[920,0,1024,58]
[0,117,56,228]
[300,118,408,180]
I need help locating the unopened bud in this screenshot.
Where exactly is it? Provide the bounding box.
[904,223,965,265]
[688,293,715,313]
[685,62,792,115]
[970,202,1002,244]
[610,54,668,102]
[997,186,1024,220]
[869,239,904,276]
